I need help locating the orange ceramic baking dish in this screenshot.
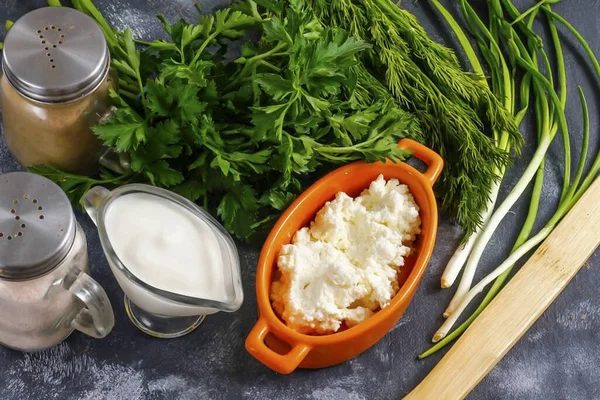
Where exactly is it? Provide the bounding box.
[245,139,443,374]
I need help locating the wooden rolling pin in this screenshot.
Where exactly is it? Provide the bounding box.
[406,177,600,400]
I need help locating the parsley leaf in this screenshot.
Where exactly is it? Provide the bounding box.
[92,93,147,152]
[40,0,419,242]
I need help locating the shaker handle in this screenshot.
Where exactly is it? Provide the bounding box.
[82,186,111,226]
[69,271,115,339]
[397,139,444,185]
[99,148,132,175]
[97,106,132,175]
[245,317,312,374]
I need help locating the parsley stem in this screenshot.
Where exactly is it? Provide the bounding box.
[119,89,137,100]
[191,33,218,65]
[307,135,379,154]
[118,79,139,93]
[111,61,138,80]
[250,214,278,230]
[225,42,288,91]
[76,0,119,52]
[248,0,262,21]
[259,60,282,72]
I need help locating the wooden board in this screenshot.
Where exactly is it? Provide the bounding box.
[406,178,600,400]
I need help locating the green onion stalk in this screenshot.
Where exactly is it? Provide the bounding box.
[421,0,600,357]
[440,0,569,318]
[433,86,594,343]
[435,0,515,291]
[433,0,566,342]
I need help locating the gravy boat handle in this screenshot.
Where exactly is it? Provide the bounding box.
[398,139,444,185]
[82,186,111,226]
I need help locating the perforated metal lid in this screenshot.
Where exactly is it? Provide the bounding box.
[0,172,76,280]
[2,7,109,103]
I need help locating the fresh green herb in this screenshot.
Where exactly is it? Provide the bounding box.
[42,0,421,241]
[420,0,600,358]
[305,0,522,236]
[432,0,517,290]
[27,165,132,207]
[1,19,13,49]
[71,0,119,52]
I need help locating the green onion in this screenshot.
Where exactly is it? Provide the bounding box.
[421,0,600,357]
[436,0,514,291]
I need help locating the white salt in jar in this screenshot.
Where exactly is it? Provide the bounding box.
[0,172,114,351]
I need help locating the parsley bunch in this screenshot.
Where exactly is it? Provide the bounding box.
[36,0,421,240]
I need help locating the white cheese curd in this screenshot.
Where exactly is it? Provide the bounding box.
[271,174,421,334]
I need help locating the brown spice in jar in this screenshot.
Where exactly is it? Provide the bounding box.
[0,69,117,175]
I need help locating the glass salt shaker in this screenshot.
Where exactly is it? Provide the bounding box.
[0,7,118,175]
[0,172,114,352]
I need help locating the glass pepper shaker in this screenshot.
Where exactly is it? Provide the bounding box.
[0,7,117,175]
[0,172,114,352]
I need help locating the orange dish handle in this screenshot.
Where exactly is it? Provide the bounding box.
[398,139,444,185]
[245,318,312,374]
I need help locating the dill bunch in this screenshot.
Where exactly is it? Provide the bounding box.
[307,0,522,235]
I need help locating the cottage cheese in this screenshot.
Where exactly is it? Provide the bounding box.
[271,175,421,334]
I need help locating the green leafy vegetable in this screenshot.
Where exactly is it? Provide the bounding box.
[27,166,131,207]
[419,0,600,359]
[304,0,522,236]
[42,0,421,241]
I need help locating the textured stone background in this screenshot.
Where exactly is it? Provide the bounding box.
[1,1,600,399]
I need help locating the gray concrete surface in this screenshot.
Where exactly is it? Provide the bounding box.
[1,1,599,399]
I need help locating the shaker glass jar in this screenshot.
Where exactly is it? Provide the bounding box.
[0,7,117,175]
[0,172,114,352]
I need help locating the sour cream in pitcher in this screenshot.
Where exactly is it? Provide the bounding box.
[83,183,242,337]
[104,192,227,302]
